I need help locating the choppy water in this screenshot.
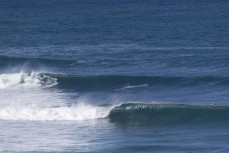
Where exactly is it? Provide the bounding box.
[0,0,229,152]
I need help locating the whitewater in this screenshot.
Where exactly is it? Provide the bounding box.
[0,72,118,121]
[0,72,228,124]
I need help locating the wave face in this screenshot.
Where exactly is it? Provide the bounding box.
[1,72,228,91]
[108,103,229,124]
[48,73,229,91]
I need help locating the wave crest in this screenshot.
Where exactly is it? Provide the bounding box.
[108,103,229,124]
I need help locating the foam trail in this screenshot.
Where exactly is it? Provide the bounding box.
[0,103,115,121]
[121,84,148,90]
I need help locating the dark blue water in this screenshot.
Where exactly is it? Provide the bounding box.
[0,0,229,152]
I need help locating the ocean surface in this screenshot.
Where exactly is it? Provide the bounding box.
[0,0,229,152]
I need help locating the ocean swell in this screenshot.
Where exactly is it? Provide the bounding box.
[1,72,228,90]
[109,103,229,124]
[50,74,229,91]
[0,103,229,124]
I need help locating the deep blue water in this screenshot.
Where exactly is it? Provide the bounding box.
[0,0,229,152]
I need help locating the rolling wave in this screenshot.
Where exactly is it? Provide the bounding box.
[49,73,229,91]
[0,72,228,90]
[1,103,229,125]
[109,103,229,124]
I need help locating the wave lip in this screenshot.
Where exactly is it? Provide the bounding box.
[108,103,229,124]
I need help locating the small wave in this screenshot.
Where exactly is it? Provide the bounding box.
[0,72,57,89]
[0,103,115,121]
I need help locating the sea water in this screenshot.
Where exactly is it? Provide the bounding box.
[0,0,229,152]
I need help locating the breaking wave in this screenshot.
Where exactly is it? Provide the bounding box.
[109,103,229,124]
[0,72,57,89]
[1,72,228,124]
[1,103,229,124]
[2,72,227,90]
[0,103,115,121]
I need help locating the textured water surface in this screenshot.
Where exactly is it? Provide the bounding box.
[0,0,229,152]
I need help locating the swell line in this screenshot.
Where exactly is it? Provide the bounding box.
[108,103,229,124]
[50,73,229,91]
[1,103,229,125]
[0,72,228,90]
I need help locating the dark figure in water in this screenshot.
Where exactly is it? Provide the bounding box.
[28,73,31,76]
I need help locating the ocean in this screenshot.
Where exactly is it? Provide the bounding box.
[0,0,229,152]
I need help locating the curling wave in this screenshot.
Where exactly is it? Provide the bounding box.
[109,103,229,124]
[1,103,229,124]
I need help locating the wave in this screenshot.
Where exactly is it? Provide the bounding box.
[0,103,115,121]
[1,72,228,91]
[1,103,229,124]
[1,72,228,90]
[0,72,57,89]
[49,73,229,91]
[108,103,229,124]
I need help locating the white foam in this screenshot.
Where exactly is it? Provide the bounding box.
[0,72,57,89]
[119,84,148,90]
[0,103,115,121]
[0,72,115,121]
